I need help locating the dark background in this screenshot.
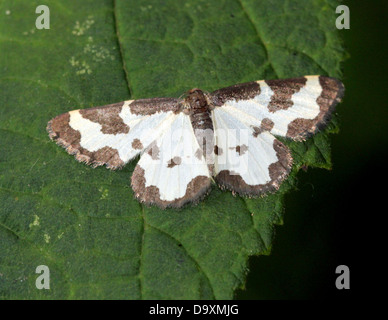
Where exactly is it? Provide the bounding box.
[237,0,387,299]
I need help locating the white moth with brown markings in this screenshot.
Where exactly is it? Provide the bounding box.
[47,75,344,208]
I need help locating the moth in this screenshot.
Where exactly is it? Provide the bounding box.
[47,75,344,208]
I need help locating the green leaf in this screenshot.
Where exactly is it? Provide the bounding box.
[0,0,345,299]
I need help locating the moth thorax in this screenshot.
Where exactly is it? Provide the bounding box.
[186,88,209,110]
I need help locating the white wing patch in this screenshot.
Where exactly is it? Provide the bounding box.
[218,76,322,138]
[132,113,211,208]
[212,107,286,191]
[68,104,177,163]
[264,76,322,136]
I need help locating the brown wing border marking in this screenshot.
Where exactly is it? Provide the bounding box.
[215,139,293,196]
[286,76,345,141]
[47,112,125,169]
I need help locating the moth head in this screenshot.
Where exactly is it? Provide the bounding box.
[185,88,208,109]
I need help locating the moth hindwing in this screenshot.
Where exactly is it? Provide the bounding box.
[47,75,344,208]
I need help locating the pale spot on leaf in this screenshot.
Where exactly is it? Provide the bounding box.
[72,16,95,36]
[29,215,40,228]
[99,187,109,199]
[44,234,50,243]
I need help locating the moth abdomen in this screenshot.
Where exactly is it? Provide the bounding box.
[188,109,215,175]
[190,110,213,130]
